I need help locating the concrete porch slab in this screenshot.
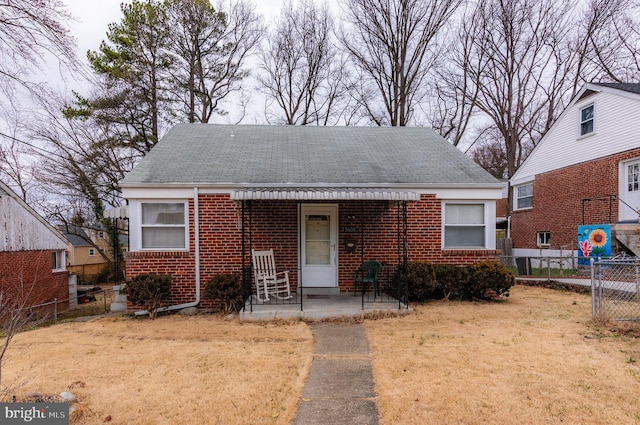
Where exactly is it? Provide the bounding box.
[239,293,409,321]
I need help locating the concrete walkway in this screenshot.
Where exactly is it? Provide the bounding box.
[293,323,379,425]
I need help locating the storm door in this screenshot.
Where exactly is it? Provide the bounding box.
[300,205,338,287]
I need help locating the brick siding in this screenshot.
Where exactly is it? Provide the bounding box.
[126,194,499,307]
[511,147,640,249]
[0,250,70,313]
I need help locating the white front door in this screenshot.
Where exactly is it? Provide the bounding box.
[620,159,640,221]
[300,204,338,287]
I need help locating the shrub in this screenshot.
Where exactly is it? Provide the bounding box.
[465,260,515,300]
[205,274,243,313]
[404,262,438,302]
[125,273,172,319]
[432,264,470,300]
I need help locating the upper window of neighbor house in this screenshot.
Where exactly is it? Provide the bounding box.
[141,202,187,250]
[580,104,594,136]
[515,184,533,210]
[443,203,486,248]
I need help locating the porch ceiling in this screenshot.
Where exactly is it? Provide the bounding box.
[230,188,419,201]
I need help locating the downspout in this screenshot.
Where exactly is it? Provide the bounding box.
[136,187,201,315]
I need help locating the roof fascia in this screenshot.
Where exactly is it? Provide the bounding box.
[0,180,68,246]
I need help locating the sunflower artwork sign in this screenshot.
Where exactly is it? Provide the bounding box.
[578,224,611,265]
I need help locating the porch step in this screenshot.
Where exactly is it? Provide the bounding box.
[613,223,640,257]
[299,287,341,296]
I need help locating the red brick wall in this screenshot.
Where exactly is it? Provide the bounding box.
[0,250,69,312]
[126,194,500,304]
[511,147,640,249]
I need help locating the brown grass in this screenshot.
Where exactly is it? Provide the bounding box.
[3,285,640,424]
[365,284,640,424]
[3,316,313,424]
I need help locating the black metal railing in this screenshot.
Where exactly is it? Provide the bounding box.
[361,263,409,309]
[581,194,639,224]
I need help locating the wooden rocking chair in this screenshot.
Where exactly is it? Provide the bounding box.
[251,249,292,302]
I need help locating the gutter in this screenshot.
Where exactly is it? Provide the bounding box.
[136,187,201,315]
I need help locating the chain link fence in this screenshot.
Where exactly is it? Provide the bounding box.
[499,255,585,279]
[17,286,115,325]
[591,257,640,321]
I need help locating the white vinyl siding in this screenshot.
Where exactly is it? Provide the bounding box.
[140,202,188,250]
[443,203,486,248]
[0,190,68,252]
[511,88,640,185]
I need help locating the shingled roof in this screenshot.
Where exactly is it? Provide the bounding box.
[592,82,640,96]
[121,124,499,191]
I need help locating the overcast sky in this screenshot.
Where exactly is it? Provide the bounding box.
[52,0,291,122]
[63,0,287,59]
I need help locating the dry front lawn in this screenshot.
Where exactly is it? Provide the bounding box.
[365,285,640,424]
[3,317,313,424]
[2,285,640,424]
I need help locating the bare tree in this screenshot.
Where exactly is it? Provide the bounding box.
[258,0,348,125]
[440,0,587,180]
[166,0,263,123]
[0,0,78,202]
[0,0,77,96]
[33,92,136,223]
[0,112,34,201]
[428,2,483,146]
[582,0,640,83]
[338,0,461,126]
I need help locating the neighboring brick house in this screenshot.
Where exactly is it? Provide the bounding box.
[120,124,503,311]
[0,180,70,312]
[509,83,640,261]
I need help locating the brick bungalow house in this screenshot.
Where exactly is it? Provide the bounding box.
[0,180,70,312]
[509,83,640,263]
[120,124,503,311]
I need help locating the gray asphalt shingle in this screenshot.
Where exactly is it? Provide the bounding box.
[120,124,498,187]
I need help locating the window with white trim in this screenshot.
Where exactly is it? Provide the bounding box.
[515,184,533,210]
[88,248,95,256]
[444,203,486,248]
[537,231,551,247]
[141,202,187,250]
[52,251,65,271]
[580,104,594,136]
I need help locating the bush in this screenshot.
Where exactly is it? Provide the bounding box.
[404,262,438,302]
[205,274,243,313]
[401,260,514,303]
[125,273,172,319]
[465,260,515,300]
[432,264,470,300]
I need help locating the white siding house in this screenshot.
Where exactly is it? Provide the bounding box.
[509,83,640,260]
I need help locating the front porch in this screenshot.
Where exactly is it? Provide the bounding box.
[239,292,410,321]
